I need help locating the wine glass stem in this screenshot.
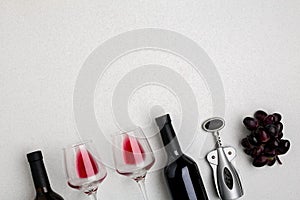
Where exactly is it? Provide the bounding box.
[137,179,149,200]
[89,192,98,200]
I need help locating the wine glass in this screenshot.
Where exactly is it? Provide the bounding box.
[112,127,155,200]
[64,141,107,200]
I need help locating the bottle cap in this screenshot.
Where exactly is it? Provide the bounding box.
[156,114,177,146]
[27,150,43,162]
[155,114,171,129]
[26,150,51,188]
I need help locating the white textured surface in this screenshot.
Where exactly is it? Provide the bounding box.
[1,1,300,200]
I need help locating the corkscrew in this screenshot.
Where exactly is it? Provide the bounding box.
[202,117,244,200]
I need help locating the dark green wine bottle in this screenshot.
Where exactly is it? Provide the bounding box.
[27,151,64,200]
[156,114,209,200]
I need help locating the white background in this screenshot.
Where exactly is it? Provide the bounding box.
[1,1,300,200]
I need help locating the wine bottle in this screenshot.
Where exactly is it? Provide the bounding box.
[156,114,209,200]
[27,150,64,200]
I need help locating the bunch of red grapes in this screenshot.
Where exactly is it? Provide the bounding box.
[241,110,290,167]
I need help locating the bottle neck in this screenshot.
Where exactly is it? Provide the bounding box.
[29,160,51,192]
[165,136,183,160]
[36,187,52,194]
[160,123,183,161]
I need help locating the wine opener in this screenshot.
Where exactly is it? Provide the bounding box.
[202,117,243,200]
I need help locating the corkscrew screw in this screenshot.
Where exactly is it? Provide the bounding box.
[202,117,244,200]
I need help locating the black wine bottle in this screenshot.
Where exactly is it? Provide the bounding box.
[27,150,64,200]
[156,114,209,200]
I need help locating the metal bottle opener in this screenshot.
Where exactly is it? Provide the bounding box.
[202,117,244,200]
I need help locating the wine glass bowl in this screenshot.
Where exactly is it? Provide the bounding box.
[112,127,155,199]
[64,141,107,199]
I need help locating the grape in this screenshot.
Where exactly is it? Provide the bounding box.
[277,132,283,139]
[276,140,290,155]
[255,128,270,143]
[247,135,260,146]
[267,157,276,166]
[244,149,252,156]
[275,122,283,133]
[273,113,282,123]
[241,110,290,167]
[253,156,268,167]
[265,124,278,137]
[243,117,258,130]
[252,146,264,157]
[268,138,279,148]
[264,146,276,156]
[263,115,274,125]
[254,110,267,122]
[241,138,251,148]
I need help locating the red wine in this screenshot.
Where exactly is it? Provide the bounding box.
[76,147,99,178]
[156,114,209,200]
[27,150,64,200]
[122,135,145,165]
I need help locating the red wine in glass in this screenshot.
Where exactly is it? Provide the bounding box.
[76,147,99,178]
[64,141,107,199]
[112,127,155,200]
[123,135,146,165]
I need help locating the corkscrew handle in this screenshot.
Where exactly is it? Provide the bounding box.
[207,147,243,200]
